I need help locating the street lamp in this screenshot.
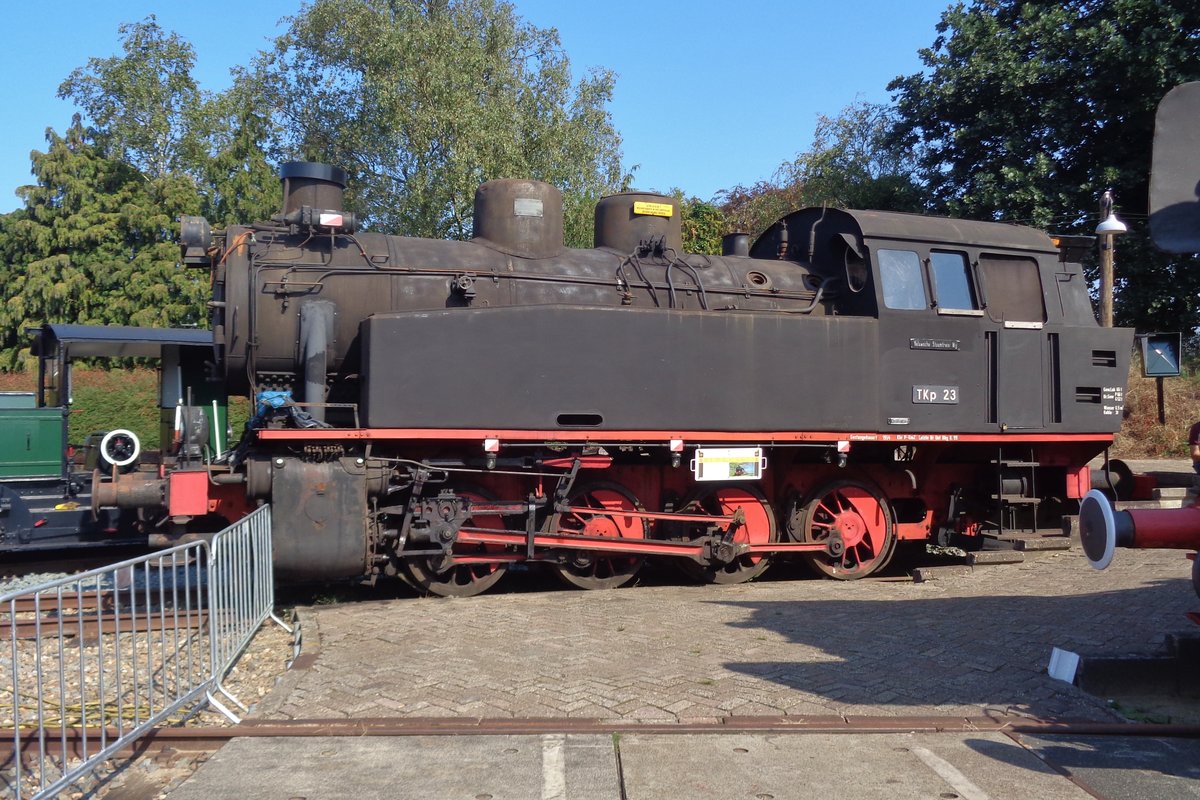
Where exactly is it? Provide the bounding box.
[1095,189,1127,327]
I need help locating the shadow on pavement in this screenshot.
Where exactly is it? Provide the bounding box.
[968,733,1200,797]
[705,579,1194,715]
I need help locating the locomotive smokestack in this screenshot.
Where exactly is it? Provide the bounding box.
[280,162,348,215]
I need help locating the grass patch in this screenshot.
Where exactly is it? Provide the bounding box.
[0,367,249,451]
[1112,353,1200,459]
[71,368,162,449]
[1106,698,1176,725]
[0,367,160,447]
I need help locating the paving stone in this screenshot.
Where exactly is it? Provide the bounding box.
[250,548,1200,725]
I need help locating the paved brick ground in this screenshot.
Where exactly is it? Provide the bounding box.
[257,547,1200,724]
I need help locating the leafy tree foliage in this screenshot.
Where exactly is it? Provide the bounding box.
[193,88,282,225]
[713,101,923,240]
[677,195,726,255]
[59,16,281,226]
[782,101,923,213]
[251,0,627,242]
[0,120,208,367]
[889,0,1200,333]
[58,17,204,181]
[0,16,283,369]
[0,5,631,368]
[716,179,810,241]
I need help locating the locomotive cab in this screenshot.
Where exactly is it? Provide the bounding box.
[751,207,1130,436]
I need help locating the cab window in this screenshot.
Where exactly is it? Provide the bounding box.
[878,249,926,310]
[929,250,978,310]
[978,253,1045,322]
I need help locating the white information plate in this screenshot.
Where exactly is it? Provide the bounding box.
[691,447,766,482]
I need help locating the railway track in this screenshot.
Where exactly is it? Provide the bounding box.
[0,608,208,640]
[0,549,160,583]
[3,714,1198,764]
[1,715,1197,757]
[1,590,206,614]
[0,587,209,639]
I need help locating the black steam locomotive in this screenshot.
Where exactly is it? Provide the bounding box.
[90,162,1132,595]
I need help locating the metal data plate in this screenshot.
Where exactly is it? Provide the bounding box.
[692,447,766,482]
[912,385,960,404]
[513,197,544,218]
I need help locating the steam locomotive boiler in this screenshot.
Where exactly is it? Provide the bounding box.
[95,162,1133,595]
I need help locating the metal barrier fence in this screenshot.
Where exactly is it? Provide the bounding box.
[0,504,276,799]
[207,505,277,720]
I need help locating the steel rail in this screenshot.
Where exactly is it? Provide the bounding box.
[1,587,194,618]
[0,610,209,640]
[0,554,151,581]
[2,715,1198,765]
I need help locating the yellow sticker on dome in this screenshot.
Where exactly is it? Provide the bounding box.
[633,201,674,218]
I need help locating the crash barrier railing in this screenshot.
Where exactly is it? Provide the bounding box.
[0,504,280,799]
[207,505,281,720]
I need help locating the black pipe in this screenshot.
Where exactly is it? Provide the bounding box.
[299,301,336,423]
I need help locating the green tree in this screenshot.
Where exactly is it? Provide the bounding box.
[889,0,1200,332]
[781,101,923,213]
[0,120,207,368]
[716,180,810,241]
[58,16,204,181]
[252,0,627,242]
[677,194,726,255]
[713,101,922,240]
[0,15,281,370]
[194,84,283,225]
[60,15,280,225]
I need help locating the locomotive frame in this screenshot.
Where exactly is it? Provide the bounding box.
[90,163,1133,595]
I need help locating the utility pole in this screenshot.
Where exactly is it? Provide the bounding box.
[1095,189,1127,327]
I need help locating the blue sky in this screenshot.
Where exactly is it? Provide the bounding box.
[0,0,951,214]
